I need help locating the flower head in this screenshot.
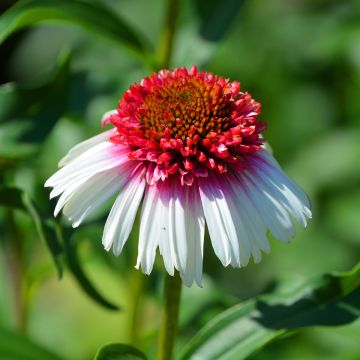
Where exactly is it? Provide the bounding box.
[45,66,311,286]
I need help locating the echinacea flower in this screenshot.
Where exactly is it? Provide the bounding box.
[45,66,311,286]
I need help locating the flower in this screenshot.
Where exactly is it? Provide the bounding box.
[45,66,311,286]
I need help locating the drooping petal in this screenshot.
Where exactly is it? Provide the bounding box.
[61,163,135,228]
[45,141,129,190]
[136,184,161,274]
[247,149,312,228]
[224,174,270,263]
[58,128,115,167]
[241,171,296,243]
[199,176,240,267]
[102,165,146,255]
[177,183,205,287]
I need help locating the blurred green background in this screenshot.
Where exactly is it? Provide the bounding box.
[0,0,359,359]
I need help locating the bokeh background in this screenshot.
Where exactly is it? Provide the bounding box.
[0,0,359,359]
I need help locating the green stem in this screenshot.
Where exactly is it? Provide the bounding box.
[156,272,182,360]
[6,210,28,332]
[156,0,180,69]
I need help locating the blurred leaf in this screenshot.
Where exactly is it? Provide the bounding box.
[0,0,147,60]
[61,228,119,311]
[179,263,360,360]
[0,51,70,144]
[288,129,360,194]
[94,343,147,360]
[180,277,234,328]
[0,187,63,278]
[194,0,246,41]
[0,326,64,360]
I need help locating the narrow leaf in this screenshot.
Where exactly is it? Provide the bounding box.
[0,187,63,278]
[0,0,147,59]
[179,263,360,360]
[62,228,119,311]
[95,343,147,360]
[0,326,64,360]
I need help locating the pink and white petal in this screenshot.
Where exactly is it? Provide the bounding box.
[213,176,252,267]
[45,141,129,189]
[219,174,263,265]
[58,128,115,167]
[167,179,189,274]
[241,172,296,243]
[227,175,270,258]
[102,166,146,255]
[152,182,175,276]
[199,176,240,267]
[248,149,312,227]
[62,166,131,228]
[179,184,205,287]
[136,184,161,274]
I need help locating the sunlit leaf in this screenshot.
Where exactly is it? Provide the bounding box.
[0,187,63,278]
[61,228,119,311]
[194,0,247,41]
[0,326,64,360]
[0,0,147,61]
[179,263,360,360]
[94,343,147,360]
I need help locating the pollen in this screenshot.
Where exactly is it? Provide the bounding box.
[139,74,233,141]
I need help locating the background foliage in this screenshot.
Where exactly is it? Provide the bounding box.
[0,0,359,359]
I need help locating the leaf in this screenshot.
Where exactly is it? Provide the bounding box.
[193,0,247,41]
[0,326,64,360]
[0,187,64,278]
[179,263,360,360]
[0,0,147,60]
[0,50,70,145]
[287,129,360,195]
[94,343,147,360]
[61,228,119,311]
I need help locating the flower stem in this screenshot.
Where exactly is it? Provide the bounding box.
[156,272,182,360]
[156,0,180,69]
[6,210,28,332]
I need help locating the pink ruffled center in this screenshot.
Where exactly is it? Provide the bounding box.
[103,66,265,186]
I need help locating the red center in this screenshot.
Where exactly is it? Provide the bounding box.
[104,66,266,186]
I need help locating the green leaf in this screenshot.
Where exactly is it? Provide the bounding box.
[0,0,147,60]
[0,187,64,278]
[0,51,70,144]
[62,228,119,311]
[179,263,360,360]
[0,326,64,360]
[94,343,147,360]
[194,0,247,41]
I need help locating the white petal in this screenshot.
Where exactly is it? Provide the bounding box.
[199,176,240,267]
[102,166,146,255]
[45,141,129,189]
[220,175,262,265]
[242,171,296,242]
[62,163,134,227]
[168,180,188,273]
[179,184,205,287]
[136,184,161,274]
[58,129,115,167]
[249,150,312,227]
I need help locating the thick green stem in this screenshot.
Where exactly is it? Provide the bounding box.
[156,272,182,360]
[156,0,180,69]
